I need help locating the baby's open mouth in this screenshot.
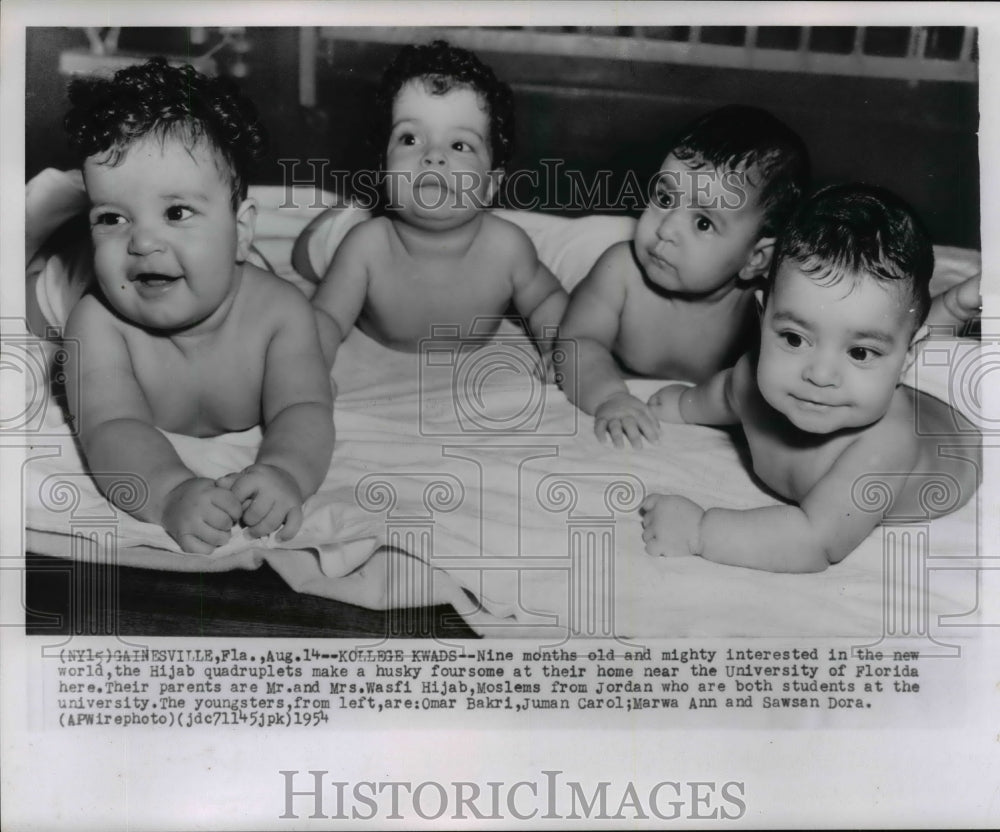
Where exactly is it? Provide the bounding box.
[134,272,180,287]
[131,272,182,297]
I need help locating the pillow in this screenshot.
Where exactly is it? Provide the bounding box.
[288,201,370,286]
[26,169,93,336]
[243,185,354,297]
[493,209,636,291]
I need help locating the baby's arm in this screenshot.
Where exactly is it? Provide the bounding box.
[507,228,568,352]
[555,244,660,447]
[642,428,914,572]
[234,287,336,540]
[647,362,740,426]
[65,297,242,554]
[925,274,981,333]
[310,221,375,367]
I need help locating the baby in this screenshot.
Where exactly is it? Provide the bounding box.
[641,184,980,572]
[63,58,335,554]
[311,40,567,363]
[556,106,810,448]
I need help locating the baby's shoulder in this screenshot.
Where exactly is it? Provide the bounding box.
[905,386,980,463]
[843,387,978,518]
[241,262,307,299]
[336,215,394,256]
[64,291,127,341]
[730,352,755,393]
[239,264,315,324]
[481,212,537,256]
[846,392,921,469]
[726,353,758,417]
[594,239,636,272]
[63,293,142,372]
[578,239,639,290]
[64,290,107,330]
[351,214,394,239]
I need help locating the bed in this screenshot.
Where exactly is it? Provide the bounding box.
[19,169,985,640]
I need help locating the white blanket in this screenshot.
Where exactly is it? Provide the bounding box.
[20,171,984,637]
[328,322,983,638]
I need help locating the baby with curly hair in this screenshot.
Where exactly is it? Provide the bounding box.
[640,184,980,572]
[311,40,567,364]
[63,58,334,554]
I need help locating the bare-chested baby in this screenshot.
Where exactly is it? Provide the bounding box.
[640,184,981,572]
[311,40,567,364]
[64,58,334,554]
[556,106,810,448]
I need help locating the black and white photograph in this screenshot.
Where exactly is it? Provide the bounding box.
[2,1,998,829]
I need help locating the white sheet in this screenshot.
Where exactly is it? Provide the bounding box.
[328,323,983,638]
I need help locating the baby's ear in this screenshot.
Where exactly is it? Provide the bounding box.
[900,323,930,379]
[235,197,258,262]
[738,236,775,282]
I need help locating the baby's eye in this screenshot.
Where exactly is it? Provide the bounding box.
[780,331,804,348]
[848,346,878,362]
[165,205,194,222]
[695,215,714,232]
[452,140,472,152]
[653,189,676,209]
[92,212,126,227]
[399,132,417,146]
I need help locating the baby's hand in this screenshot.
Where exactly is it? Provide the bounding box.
[217,464,304,541]
[947,274,982,322]
[640,493,704,558]
[926,273,982,334]
[162,477,243,555]
[647,384,689,423]
[594,392,660,449]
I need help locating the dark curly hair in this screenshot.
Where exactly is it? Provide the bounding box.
[671,105,810,239]
[64,57,267,208]
[769,183,934,328]
[373,40,515,173]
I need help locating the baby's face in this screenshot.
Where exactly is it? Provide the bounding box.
[634,154,766,296]
[757,261,916,434]
[84,135,250,332]
[384,79,496,230]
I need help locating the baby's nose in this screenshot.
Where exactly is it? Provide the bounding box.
[127,224,165,256]
[656,208,683,240]
[422,146,447,166]
[803,354,840,387]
